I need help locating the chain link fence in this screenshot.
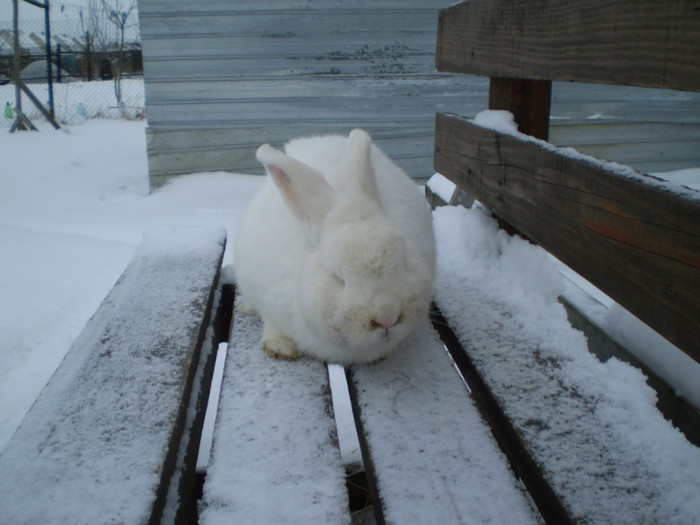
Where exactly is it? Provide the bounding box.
[1,17,144,128]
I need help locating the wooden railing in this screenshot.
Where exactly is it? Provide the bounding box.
[434,0,700,363]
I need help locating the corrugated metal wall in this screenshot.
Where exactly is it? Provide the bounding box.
[138,0,488,188]
[550,83,700,176]
[138,0,700,188]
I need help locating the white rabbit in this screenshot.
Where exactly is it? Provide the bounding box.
[234,129,435,364]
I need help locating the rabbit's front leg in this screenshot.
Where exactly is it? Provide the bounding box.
[261,321,301,360]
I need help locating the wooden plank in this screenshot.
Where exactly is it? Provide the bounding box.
[434,112,700,363]
[347,320,539,524]
[0,227,227,524]
[432,284,700,523]
[429,308,573,525]
[437,0,700,92]
[200,296,349,524]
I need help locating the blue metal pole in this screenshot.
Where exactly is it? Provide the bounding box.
[44,0,54,119]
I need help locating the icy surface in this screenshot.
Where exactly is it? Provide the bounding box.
[433,205,700,523]
[351,320,538,524]
[0,227,226,524]
[200,299,349,525]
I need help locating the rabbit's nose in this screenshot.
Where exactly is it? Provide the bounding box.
[370,312,403,335]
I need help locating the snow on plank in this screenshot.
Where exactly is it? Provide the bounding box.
[433,205,700,523]
[348,320,539,524]
[200,297,349,525]
[0,227,226,524]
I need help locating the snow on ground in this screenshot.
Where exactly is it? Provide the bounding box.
[2,78,145,125]
[0,118,263,449]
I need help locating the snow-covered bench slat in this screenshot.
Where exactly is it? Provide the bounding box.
[430,201,700,523]
[0,227,226,524]
[434,292,700,522]
[200,296,349,524]
[347,320,539,524]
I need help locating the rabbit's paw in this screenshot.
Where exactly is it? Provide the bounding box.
[262,334,301,361]
[236,300,258,316]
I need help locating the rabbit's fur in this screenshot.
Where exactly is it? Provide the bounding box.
[234,129,435,364]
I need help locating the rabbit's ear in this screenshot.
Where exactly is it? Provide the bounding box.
[340,129,379,202]
[257,144,336,228]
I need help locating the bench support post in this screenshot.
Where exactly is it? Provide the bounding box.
[488,77,552,140]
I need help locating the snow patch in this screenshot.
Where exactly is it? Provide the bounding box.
[425,172,456,202]
[473,109,519,134]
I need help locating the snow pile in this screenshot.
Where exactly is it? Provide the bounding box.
[473,109,518,134]
[562,276,700,411]
[432,166,700,410]
[425,171,456,202]
[433,204,700,522]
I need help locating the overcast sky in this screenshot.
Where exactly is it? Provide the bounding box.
[0,1,128,23]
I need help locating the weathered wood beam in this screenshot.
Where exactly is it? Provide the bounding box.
[434,112,700,363]
[437,0,700,92]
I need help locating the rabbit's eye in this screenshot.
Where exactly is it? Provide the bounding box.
[369,319,383,330]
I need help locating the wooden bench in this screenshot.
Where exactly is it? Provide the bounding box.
[199,297,539,524]
[0,229,541,524]
[2,2,699,523]
[430,0,700,523]
[3,220,697,524]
